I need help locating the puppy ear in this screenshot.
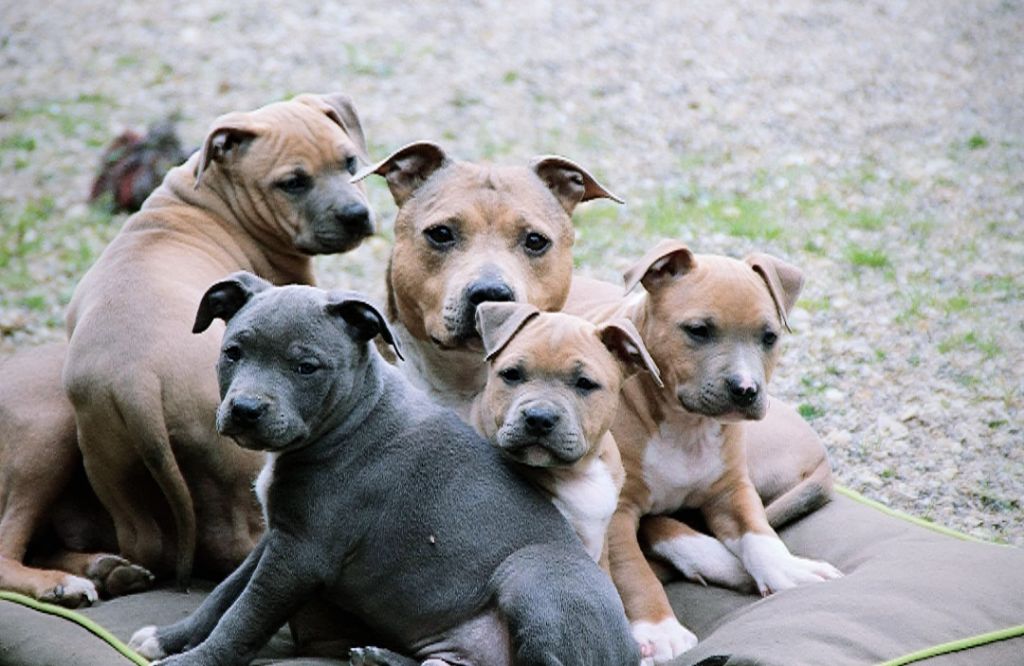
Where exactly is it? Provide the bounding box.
[746,253,804,332]
[530,156,624,215]
[597,319,663,388]
[623,240,696,294]
[351,141,449,206]
[475,302,541,361]
[326,294,404,360]
[194,113,264,190]
[193,271,273,333]
[299,92,370,164]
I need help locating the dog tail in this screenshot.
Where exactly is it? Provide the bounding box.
[120,396,197,590]
[764,456,834,529]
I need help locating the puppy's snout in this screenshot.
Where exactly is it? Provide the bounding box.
[726,375,760,407]
[523,406,560,436]
[333,202,373,235]
[466,279,515,307]
[229,395,268,425]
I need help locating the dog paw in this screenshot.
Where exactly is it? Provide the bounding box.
[88,554,156,597]
[39,575,98,608]
[631,617,698,663]
[736,533,843,595]
[651,532,755,591]
[129,625,167,660]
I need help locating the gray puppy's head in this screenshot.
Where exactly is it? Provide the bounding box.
[193,272,400,452]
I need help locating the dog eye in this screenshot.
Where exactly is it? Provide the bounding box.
[499,367,524,384]
[574,376,601,393]
[222,345,242,362]
[296,361,319,375]
[762,330,779,347]
[424,225,456,248]
[523,232,551,256]
[277,172,313,195]
[682,323,712,342]
[345,156,358,176]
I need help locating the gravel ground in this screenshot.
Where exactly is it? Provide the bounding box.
[1,1,1021,544]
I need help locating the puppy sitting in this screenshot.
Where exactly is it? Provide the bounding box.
[470,303,661,564]
[130,273,639,666]
[565,241,842,662]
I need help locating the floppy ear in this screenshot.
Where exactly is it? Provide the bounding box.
[597,319,663,387]
[298,92,370,164]
[475,302,541,361]
[746,253,804,332]
[623,240,696,294]
[193,112,264,190]
[530,156,624,215]
[325,293,403,360]
[193,271,273,333]
[351,141,449,206]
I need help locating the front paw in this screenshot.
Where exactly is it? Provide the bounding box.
[38,575,98,608]
[631,617,698,664]
[129,625,167,660]
[738,534,843,595]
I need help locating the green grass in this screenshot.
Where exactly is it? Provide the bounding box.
[846,245,890,268]
[0,134,36,152]
[641,192,782,241]
[797,403,824,420]
[937,331,1001,359]
[966,133,989,150]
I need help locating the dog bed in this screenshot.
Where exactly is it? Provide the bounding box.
[1,488,1021,666]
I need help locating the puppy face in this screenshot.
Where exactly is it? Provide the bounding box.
[194,93,375,256]
[192,275,398,452]
[626,243,803,422]
[356,144,621,352]
[476,307,659,467]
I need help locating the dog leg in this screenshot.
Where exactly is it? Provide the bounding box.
[640,516,753,591]
[130,538,266,660]
[606,508,696,663]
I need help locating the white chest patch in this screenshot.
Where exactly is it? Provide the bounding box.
[254,451,278,525]
[641,417,726,515]
[547,459,620,561]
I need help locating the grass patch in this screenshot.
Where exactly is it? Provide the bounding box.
[943,294,971,313]
[937,331,1001,359]
[846,245,890,269]
[966,133,989,150]
[0,134,36,152]
[797,403,824,420]
[642,192,781,240]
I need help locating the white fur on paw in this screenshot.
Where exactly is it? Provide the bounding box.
[650,532,754,590]
[731,533,843,595]
[61,575,99,605]
[129,625,167,659]
[631,617,698,663]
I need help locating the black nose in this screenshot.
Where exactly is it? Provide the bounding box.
[523,406,560,435]
[726,376,760,407]
[334,202,372,234]
[230,396,267,425]
[466,280,515,307]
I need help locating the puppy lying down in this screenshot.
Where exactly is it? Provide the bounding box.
[129,272,639,666]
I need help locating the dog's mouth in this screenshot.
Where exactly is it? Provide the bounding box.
[676,392,765,421]
[430,331,484,353]
[498,437,585,467]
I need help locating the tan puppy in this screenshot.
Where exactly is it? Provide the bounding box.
[0,343,153,607]
[565,241,841,662]
[63,93,373,587]
[353,142,622,417]
[470,302,661,564]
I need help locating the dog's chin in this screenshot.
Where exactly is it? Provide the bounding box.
[497,438,584,468]
[219,425,309,452]
[676,393,766,422]
[429,330,484,353]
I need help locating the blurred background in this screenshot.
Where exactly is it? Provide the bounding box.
[1,1,1021,543]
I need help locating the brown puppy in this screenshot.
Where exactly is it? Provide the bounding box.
[565,241,841,662]
[352,142,622,418]
[0,342,153,607]
[471,302,661,564]
[63,93,373,587]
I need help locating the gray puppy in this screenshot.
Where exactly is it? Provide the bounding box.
[129,272,639,666]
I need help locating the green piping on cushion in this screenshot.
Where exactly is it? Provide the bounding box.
[834,484,997,545]
[0,590,150,665]
[877,624,1024,665]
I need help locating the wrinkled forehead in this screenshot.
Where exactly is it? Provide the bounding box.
[498,314,615,371]
[657,256,780,326]
[249,100,352,160]
[225,287,330,344]
[405,162,567,224]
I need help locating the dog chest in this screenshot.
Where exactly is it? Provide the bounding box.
[549,459,619,559]
[641,419,726,514]
[254,452,277,524]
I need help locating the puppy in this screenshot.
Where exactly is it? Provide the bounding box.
[353,142,622,417]
[63,93,374,586]
[130,274,639,666]
[471,302,661,564]
[565,241,842,662]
